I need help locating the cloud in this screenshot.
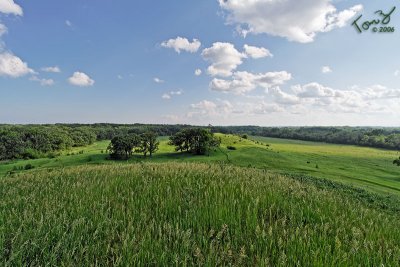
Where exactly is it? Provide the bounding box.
[161,37,201,53]
[322,66,332,74]
[269,87,300,105]
[201,42,246,77]
[154,77,164,83]
[162,94,171,100]
[194,69,202,76]
[219,0,362,43]
[68,72,94,87]
[210,70,292,94]
[395,70,399,77]
[188,99,233,118]
[65,20,72,27]
[289,82,400,113]
[251,101,284,114]
[30,76,54,86]
[190,100,217,113]
[0,0,23,16]
[188,99,286,119]
[243,44,273,59]
[0,52,34,78]
[293,82,337,98]
[0,24,7,37]
[162,90,183,100]
[41,66,61,73]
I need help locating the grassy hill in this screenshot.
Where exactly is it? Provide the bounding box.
[1,163,400,266]
[1,134,399,196]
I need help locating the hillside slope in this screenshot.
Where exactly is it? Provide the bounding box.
[1,163,399,266]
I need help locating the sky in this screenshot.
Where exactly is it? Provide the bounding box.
[0,0,400,126]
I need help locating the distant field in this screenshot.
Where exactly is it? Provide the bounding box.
[1,134,399,195]
[1,163,399,265]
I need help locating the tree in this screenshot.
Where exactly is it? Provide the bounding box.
[394,157,400,166]
[107,134,140,160]
[139,131,159,157]
[168,130,191,152]
[169,128,220,155]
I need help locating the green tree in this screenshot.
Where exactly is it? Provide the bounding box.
[169,128,220,155]
[394,157,400,166]
[107,134,140,160]
[139,132,159,157]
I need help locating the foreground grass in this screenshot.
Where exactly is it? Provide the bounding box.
[1,163,400,266]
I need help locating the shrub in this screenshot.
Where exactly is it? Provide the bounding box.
[24,164,35,170]
[227,146,237,150]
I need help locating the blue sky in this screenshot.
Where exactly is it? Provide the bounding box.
[0,0,399,126]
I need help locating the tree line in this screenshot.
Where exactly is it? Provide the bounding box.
[0,125,96,160]
[0,124,190,161]
[212,126,400,150]
[2,124,400,161]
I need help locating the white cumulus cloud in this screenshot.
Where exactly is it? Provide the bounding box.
[219,0,362,43]
[188,99,233,118]
[201,42,246,77]
[68,71,94,87]
[243,44,273,59]
[161,37,201,53]
[0,0,23,16]
[0,52,34,78]
[41,66,61,73]
[210,70,292,94]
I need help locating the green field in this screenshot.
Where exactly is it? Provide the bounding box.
[1,163,400,266]
[1,134,399,196]
[2,134,400,265]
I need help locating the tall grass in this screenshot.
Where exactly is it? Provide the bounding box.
[1,163,400,266]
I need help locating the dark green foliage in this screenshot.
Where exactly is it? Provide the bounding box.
[241,134,248,139]
[169,128,221,155]
[0,125,97,161]
[107,132,159,159]
[24,164,34,170]
[107,134,141,160]
[139,131,159,157]
[227,146,237,150]
[393,157,400,166]
[213,126,400,150]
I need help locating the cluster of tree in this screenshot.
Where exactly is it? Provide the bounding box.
[0,125,96,160]
[169,128,221,155]
[107,132,159,160]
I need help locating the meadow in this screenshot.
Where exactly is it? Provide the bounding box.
[1,134,400,265]
[1,134,399,196]
[1,163,400,266]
